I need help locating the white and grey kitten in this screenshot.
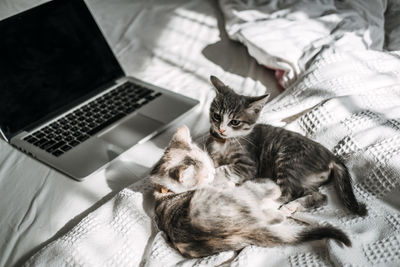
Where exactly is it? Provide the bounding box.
[206,76,367,216]
[150,126,351,258]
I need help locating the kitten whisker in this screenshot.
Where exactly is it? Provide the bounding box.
[233,137,244,151]
[240,136,256,147]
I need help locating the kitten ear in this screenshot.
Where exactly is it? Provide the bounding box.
[169,165,194,183]
[248,94,270,114]
[180,165,195,183]
[172,125,192,145]
[210,75,229,95]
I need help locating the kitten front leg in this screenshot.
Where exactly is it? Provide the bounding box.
[213,166,236,188]
[215,161,258,185]
[216,165,241,184]
[293,191,327,209]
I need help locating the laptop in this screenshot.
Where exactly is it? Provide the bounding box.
[0,0,199,180]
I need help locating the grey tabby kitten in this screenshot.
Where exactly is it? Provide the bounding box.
[206,76,366,216]
[150,126,351,258]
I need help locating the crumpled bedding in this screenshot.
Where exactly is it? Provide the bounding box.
[24,1,400,266]
[219,0,400,89]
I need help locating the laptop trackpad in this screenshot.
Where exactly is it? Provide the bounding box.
[99,114,163,149]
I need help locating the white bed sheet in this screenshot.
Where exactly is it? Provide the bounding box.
[0,1,280,266]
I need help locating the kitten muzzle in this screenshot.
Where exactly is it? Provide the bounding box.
[210,129,226,143]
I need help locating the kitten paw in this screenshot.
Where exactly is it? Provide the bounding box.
[280,201,304,214]
[269,186,282,200]
[213,168,236,188]
[311,192,328,207]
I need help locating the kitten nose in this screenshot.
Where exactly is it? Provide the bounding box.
[219,128,226,134]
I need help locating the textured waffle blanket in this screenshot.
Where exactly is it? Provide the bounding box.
[26,1,400,266]
[25,48,400,267]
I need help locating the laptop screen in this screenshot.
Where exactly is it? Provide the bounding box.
[0,0,124,139]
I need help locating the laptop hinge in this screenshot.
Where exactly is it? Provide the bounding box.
[116,75,128,84]
[0,128,9,142]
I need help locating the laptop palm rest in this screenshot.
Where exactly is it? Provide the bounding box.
[99,113,163,150]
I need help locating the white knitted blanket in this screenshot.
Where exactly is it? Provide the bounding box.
[25,49,400,267]
[26,1,400,266]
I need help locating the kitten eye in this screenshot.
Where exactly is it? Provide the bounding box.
[229,120,241,126]
[213,113,221,121]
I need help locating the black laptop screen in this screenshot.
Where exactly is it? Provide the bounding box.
[0,0,124,139]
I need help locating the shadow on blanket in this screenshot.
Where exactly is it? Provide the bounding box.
[201,0,280,94]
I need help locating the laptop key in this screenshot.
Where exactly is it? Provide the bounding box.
[33,132,45,139]
[59,118,68,124]
[50,122,60,129]
[60,144,72,152]
[46,141,66,153]
[87,112,125,136]
[81,126,91,133]
[40,140,55,150]
[42,127,52,134]
[65,135,74,142]
[73,110,83,116]
[52,150,64,157]
[35,138,49,147]
[87,122,96,128]
[24,136,38,144]
[69,140,80,147]
[60,130,70,136]
[72,131,82,137]
[76,134,89,142]
[95,118,104,124]
[66,114,75,120]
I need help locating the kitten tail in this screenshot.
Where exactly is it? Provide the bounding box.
[298,225,351,247]
[332,160,367,216]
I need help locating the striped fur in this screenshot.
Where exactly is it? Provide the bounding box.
[151,126,351,258]
[207,76,366,216]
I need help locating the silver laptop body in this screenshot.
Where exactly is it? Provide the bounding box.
[0,0,198,180]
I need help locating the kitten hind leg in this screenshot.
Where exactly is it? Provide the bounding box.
[298,191,327,209]
[281,191,327,214]
[275,177,302,204]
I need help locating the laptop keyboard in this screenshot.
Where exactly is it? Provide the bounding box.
[23,82,162,157]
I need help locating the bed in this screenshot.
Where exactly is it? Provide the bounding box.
[2,0,400,266]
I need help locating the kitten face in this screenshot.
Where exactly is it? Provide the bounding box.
[210,95,256,138]
[209,76,269,139]
[150,126,215,194]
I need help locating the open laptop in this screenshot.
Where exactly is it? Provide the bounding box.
[0,0,199,180]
